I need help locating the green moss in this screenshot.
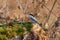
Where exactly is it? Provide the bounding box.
[0,21,32,40]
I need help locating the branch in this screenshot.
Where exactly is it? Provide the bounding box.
[47,0,57,21]
[44,0,57,24]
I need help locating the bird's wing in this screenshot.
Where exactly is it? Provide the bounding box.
[29,15,42,26]
[29,15,38,23]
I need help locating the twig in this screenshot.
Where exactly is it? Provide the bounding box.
[16,0,27,21]
[6,0,9,15]
[43,4,57,17]
[37,0,57,18]
[44,0,57,25]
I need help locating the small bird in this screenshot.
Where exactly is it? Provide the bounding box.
[29,13,48,31]
[29,14,42,27]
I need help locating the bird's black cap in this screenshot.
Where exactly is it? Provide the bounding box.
[29,14,34,17]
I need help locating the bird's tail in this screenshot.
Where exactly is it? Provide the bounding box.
[36,22,42,27]
[37,22,48,31]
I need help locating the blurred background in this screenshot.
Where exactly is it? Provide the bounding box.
[0,0,60,40]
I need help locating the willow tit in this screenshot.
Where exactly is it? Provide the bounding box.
[29,14,42,27]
